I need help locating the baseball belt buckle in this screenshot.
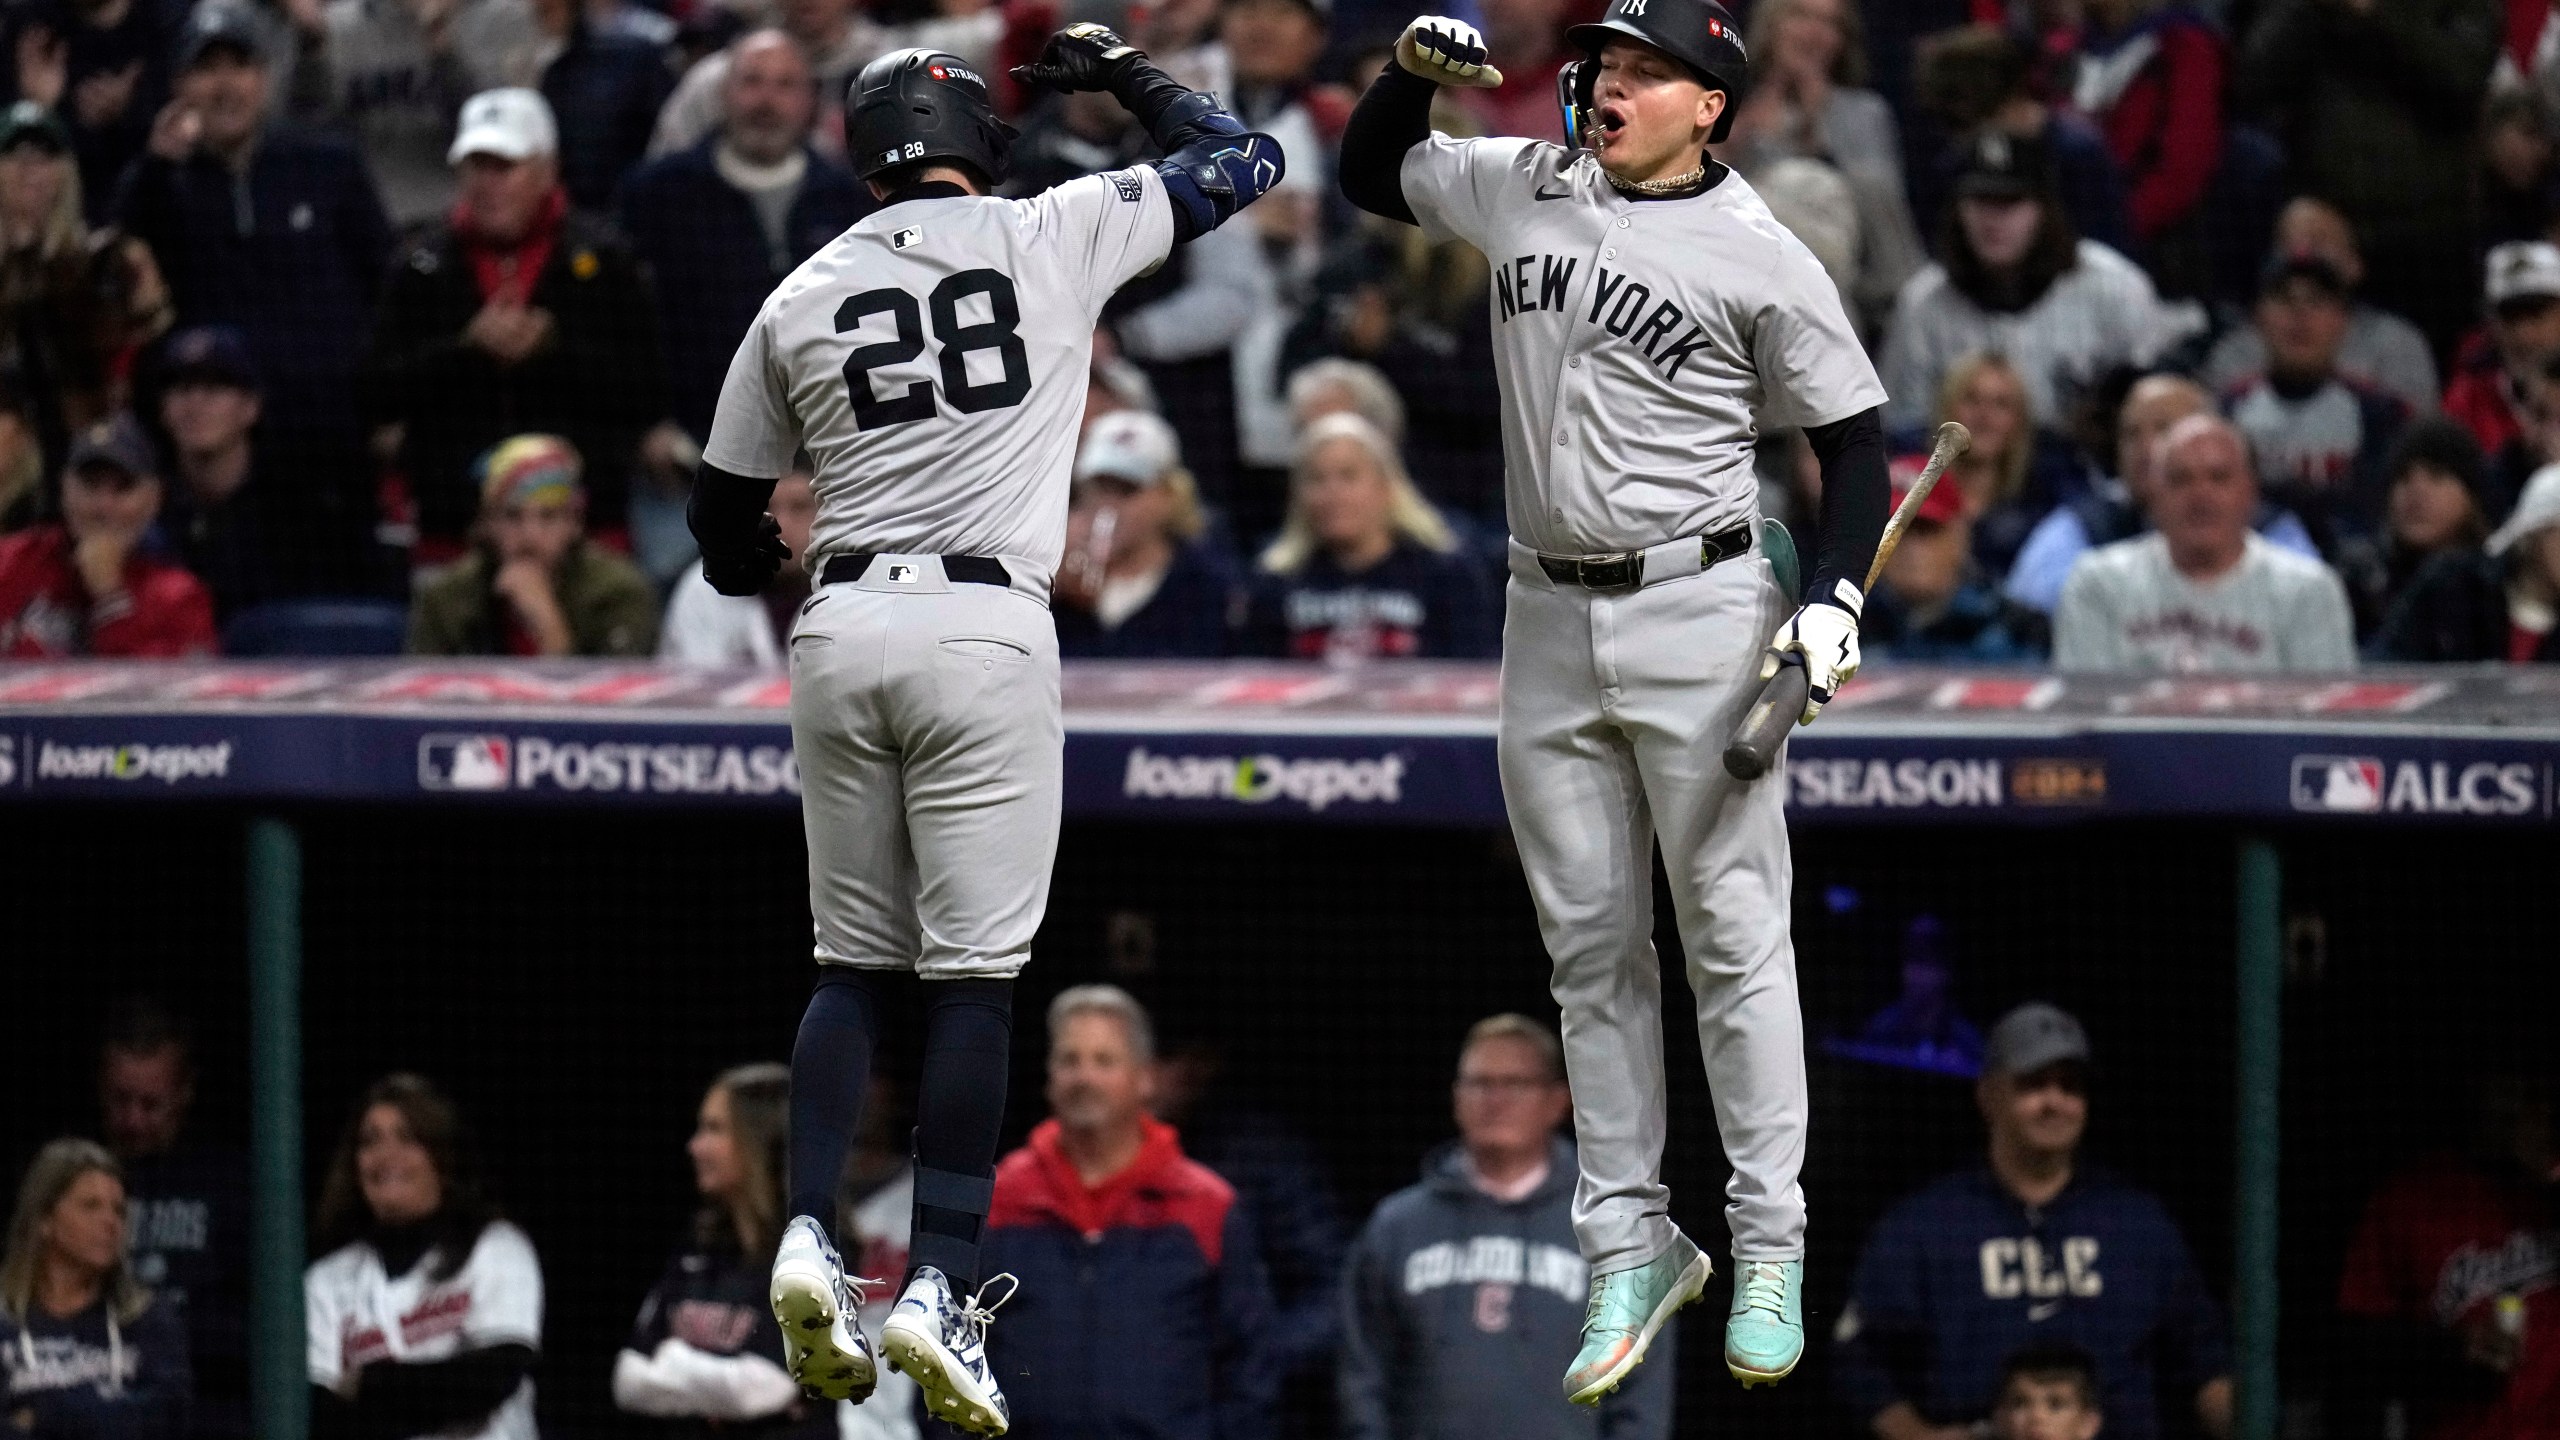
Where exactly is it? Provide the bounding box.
[1544,549,1642,590]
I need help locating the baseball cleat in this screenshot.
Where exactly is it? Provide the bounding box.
[1563,1231,1712,1405]
[769,1214,878,1402]
[881,1266,1017,1435]
[1725,1258,1806,1386]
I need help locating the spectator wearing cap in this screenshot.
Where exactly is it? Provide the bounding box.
[1242,412,1494,660]
[365,87,663,555]
[1862,463,2049,662]
[115,7,393,482]
[1910,24,2132,255]
[2200,197,2441,417]
[4,0,173,223]
[1339,1013,1672,1440]
[154,325,370,620]
[1834,1003,2233,1440]
[2239,0,2500,354]
[2054,412,2356,671]
[1053,409,1243,658]
[2376,459,2560,662]
[2333,417,2492,640]
[658,460,817,667]
[283,0,540,227]
[0,97,171,467]
[1880,129,2170,437]
[2005,372,2324,617]
[2442,240,2560,463]
[0,411,216,655]
[407,431,657,654]
[2219,251,2410,556]
[619,30,868,459]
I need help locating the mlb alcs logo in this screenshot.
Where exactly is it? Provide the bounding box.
[419,734,511,792]
[2289,755,2383,813]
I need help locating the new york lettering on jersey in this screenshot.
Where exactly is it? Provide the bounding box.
[1492,252,1716,380]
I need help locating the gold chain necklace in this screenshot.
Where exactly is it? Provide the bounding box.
[1606,163,1707,196]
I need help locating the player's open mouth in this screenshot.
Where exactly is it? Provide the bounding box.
[1598,104,1629,139]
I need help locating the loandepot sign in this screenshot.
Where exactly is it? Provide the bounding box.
[1121,745,1408,813]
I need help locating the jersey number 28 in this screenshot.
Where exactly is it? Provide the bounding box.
[836,268,1031,430]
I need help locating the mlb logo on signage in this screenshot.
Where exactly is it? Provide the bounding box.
[2289,755,2383,813]
[419,734,512,792]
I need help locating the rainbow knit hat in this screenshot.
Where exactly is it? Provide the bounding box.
[476,433,583,511]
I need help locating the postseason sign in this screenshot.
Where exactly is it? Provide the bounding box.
[0,661,2554,826]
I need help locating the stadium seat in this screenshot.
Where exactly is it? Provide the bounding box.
[221,599,411,657]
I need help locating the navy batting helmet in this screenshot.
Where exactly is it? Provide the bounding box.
[845,48,1017,184]
[1557,0,1749,148]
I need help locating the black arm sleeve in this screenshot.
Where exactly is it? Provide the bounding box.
[687,462,779,552]
[342,1343,537,1440]
[1802,408,1890,599]
[1339,66,1436,225]
[1111,58,1243,153]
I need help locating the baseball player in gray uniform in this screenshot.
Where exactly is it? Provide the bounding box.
[687,32,1280,1436]
[1340,0,1893,1405]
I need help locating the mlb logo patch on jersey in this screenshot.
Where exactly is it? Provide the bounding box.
[886,563,920,583]
[893,227,924,250]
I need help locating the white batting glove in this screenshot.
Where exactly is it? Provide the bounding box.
[1759,579,1864,725]
[1396,16,1503,88]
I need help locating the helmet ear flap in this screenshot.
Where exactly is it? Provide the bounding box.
[1556,59,1598,149]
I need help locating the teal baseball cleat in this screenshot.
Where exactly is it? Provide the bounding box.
[1562,1232,1712,1406]
[1724,1259,1805,1386]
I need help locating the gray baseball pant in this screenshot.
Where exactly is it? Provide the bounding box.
[1497,540,1808,1273]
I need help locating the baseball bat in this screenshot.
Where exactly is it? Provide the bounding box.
[1720,420,1972,782]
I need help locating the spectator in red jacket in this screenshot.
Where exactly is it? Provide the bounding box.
[0,411,214,656]
[2443,240,2560,462]
[981,985,1278,1440]
[2069,1,2224,258]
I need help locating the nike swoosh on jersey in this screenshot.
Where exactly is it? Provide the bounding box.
[2028,1300,2062,1322]
[1533,182,1573,201]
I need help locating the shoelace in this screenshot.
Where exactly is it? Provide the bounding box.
[1736,1263,1791,1317]
[957,1273,1020,1345]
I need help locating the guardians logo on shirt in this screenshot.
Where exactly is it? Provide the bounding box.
[5,1334,139,1398]
[1493,256,1716,380]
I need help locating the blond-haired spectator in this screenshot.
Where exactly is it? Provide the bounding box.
[0,1139,192,1439]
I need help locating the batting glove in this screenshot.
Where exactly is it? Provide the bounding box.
[698,515,789,597]
[1759,578,1864,725]
[1395,16,1503,88]
[1010,22,1143,94]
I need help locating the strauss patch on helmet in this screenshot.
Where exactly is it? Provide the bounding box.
[927,62,984,87]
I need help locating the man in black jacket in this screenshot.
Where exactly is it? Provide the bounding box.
[364,87,664,552]
[116,6,392,481]
[619,30,867,449]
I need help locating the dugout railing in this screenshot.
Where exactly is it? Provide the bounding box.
[5,659,2556,1440]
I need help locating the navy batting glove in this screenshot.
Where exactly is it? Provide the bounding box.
[699,514,788,596]
[1010,23,1142,95]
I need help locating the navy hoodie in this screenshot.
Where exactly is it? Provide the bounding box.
[1833,1164,2229,1440]
[1339,1139,1671,1440]
[0,1294,190,1439]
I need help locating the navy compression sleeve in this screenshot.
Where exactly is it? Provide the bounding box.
[1339,65,1435,225]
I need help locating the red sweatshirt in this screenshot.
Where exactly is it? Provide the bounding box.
[0,526,219,658]
[2077,10,2225,242]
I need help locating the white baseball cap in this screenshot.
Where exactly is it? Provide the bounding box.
[2485,241,2560,307]
[448,88,558,165]
[2489,462,2560,555]
[1076,409,1180,485]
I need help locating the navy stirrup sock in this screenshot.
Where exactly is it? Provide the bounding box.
[909,978,1013,1289]
[789,968,884,1231]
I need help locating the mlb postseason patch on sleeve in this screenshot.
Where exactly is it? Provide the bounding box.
[1112,170,1145,203]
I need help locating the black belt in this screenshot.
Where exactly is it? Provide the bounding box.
[820,553,1012,587]
[1535,522,1753,590]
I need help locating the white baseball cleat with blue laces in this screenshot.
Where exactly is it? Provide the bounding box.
[769,1214,878,1402]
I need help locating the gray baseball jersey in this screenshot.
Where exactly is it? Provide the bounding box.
[704,166,1176,578]
[1399,136,1886,555]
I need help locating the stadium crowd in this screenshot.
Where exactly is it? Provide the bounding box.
[5,992,2551,1439]
[0,0,2551,667]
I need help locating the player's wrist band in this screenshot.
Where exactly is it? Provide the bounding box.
[1520,521,1753,592]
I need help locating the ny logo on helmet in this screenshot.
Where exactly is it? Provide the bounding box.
[1621,0,1646,13]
